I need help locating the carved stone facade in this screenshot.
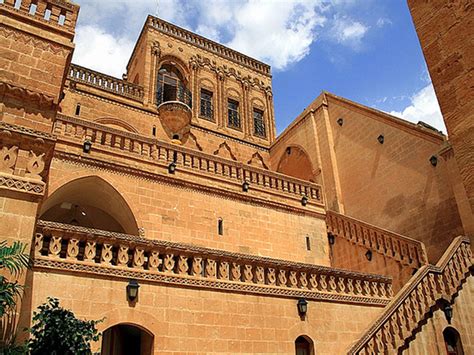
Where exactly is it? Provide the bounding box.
[0,1,472,354]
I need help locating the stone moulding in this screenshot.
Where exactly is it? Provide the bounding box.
[347,236,472,354]
[0,121,57,142]
[326,210,428,268]
[34,220,393,306]
[0,81,57,109]
[0,173,45,195]
[53,114,323,208]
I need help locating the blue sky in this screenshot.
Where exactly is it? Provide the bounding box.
[71,0,446,134]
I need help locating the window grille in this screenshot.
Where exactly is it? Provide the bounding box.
[253,108,265,137]
[227,99,240,129]
[200,89,213,120]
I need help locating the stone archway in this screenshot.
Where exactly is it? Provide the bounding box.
[295,335,315,355]
[39,175,138,235]
[277,145,319,182]
[101,323,154,355]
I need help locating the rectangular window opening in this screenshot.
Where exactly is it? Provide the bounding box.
[58,14,65,25]
[29,3,37,15]
[44,8,51,21]
[200,89,213,120]
[227,99,240,129]
[75,104,81,116]
[305,236,311,251]
[218,218,223,236]
[253,108,266,137]
[14,0,21,9]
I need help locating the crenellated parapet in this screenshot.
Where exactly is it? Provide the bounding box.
[34,220,393,306]
[347,236,472,354]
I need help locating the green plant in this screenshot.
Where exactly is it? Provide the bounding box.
[28,297,102,355]
[0,240,30,318]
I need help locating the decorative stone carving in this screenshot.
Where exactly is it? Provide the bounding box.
[25,151,45,180]
[101,243,113,265]
[148,251,161,271]
[0,146,18,174]
[117,245,129,266]
[49,236,61,258]
[133,248,145,269]
[66,239,79,260]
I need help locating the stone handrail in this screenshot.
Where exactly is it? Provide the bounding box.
[53,114,323,204]
[326,210,427,268]
[34,220,392,305]
[347,236,472,354]
[148,16,271,76]
[68,64,144,102]
[1,0,79,32]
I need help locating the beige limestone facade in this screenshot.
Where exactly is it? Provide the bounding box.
[0,1,472,354]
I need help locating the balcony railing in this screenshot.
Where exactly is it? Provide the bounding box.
[53,114,323,206]
[34,220,393,305]
[157,85,192,108]
[68,64,144,102]
[326,211,427,268]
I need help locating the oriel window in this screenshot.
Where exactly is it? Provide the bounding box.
[200,89,213,120]
[253,108,265,137]
[227,99,240,129]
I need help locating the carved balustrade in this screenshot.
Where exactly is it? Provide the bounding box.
[326,210,427,268]
[68,64,144,102]
[347,236,472,354]
[1,0,79,32]
[34,220,392,305]
[53,114,323,205]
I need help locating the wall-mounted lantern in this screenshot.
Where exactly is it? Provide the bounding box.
[328,232,335,245]
[168,161,177,174]
[430,155,438,167]
[377,135,384,144]
[443,303,453,324]
[337,118,344,126]
[297,298,308,316]
[365,250,373,261]
[242,180,250,192]
[126,279,140,302]
[301,195,308,206]
[83,140,92,153]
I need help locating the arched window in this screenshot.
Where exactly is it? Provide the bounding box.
[443,327,464,355]
[156,64,191,107]
[295,335,314,355]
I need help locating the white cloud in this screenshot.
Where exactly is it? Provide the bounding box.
[390,84,446,133]
[376,17,392,27]
[73,25,135,78]
[331,15,369,49]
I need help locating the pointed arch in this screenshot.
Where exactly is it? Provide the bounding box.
[295,334,315,355]
[247,151,268,169]
[277,145,319,182]
[39,175,139,235]
[213,141,237,161]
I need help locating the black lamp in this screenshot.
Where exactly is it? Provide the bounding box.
[168,161,177,174]
[430,155,438,167]
[242,180,250,192]
[377,135,384,144]
[83,140,92,153]
[443,303,453,324]
[337,118,344,126]
[328,232,335,245]
[126,279,140,302]
[297,298,308,316]
[301,195,308,206]
[365,250,373,261]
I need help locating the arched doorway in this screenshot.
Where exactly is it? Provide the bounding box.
[39,176,138,234]
[443,327,464,355]
[295,335,314,355]
[277,146,318,182]
[101,324,153,355]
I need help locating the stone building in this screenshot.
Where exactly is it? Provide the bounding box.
[0,0,472,354]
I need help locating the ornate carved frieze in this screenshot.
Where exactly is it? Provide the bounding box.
[34,220,393,306]
[0,121,55,195]
[0,81,56,110]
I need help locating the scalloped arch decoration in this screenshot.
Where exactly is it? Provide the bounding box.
[94,117,138,133]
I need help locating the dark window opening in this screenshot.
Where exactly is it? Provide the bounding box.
[200,89,213,120]
[253,108,266,137]
[152,125,156,136]
[227,99,240,129]
[156,64,191,107]
[444,327,464,355]
[305,236,311,251]
[295,336,313,355]
[75,104,81,116]
[218,218,223,236]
